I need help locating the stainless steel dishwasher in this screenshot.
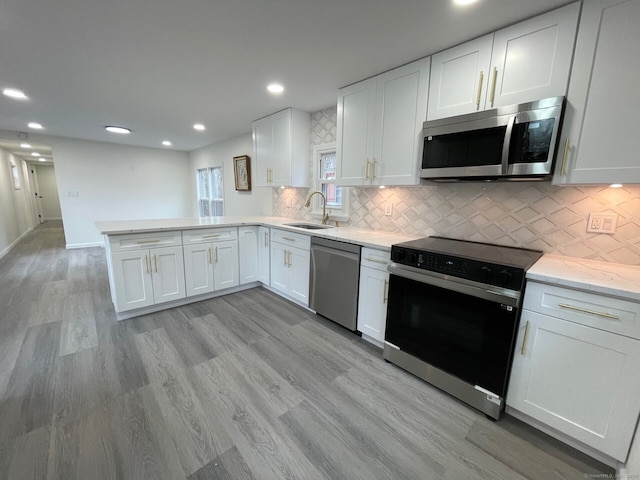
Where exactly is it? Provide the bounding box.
[309,237,361,331]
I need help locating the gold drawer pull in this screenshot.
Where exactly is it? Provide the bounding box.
[202,234,221,239]
[520,321,530,356]
[366,257,389,265]
[489,67,498,106]
[560,138,570,176]
[282,236,295,242]
[153,254,158,273]
[383,279,388,304]
[144,254,149,274]
[137,240,160,244]
[476,71,484,108]
[558,303,619,320]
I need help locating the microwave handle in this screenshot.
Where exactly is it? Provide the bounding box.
[501,116,516,175]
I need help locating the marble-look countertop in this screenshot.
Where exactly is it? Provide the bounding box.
[95,216,419,251]
[527,254,640,302]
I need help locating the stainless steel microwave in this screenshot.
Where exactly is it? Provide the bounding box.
[420,97,565,182]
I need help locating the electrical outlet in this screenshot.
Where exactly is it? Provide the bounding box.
[384,203,393,216]
[286,199,292,208]
[587,213,618,234]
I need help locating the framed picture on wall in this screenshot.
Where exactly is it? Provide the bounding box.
[9,159,21,189]
[233,155,251,191]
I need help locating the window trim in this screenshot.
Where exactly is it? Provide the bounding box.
[311,143,349,221]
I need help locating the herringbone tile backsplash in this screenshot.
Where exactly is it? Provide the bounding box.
[273,108,640,265]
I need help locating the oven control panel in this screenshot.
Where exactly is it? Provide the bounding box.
[391,246,524,289]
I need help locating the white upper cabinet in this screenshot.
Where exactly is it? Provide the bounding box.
[427,2,579,120]
[336,58,430,186]
[252,108,310,187]
[553,0,640,185]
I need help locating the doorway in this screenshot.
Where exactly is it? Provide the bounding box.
[29,163,62,223]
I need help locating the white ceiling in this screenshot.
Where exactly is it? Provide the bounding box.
[0,0,572,155]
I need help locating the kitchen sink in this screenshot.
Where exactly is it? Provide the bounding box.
[283,223,333,230]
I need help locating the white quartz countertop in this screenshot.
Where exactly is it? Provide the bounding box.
[527,254,640,301]
[95,216,419,251]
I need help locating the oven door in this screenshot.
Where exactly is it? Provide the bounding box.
[385,264,520,398]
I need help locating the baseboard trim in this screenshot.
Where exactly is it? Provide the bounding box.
[65,241,104,249]
[0,227,34,260]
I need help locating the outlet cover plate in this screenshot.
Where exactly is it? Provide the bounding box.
[587,213,618,234]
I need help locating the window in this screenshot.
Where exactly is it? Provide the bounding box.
[197,166,224,217]
[312,143,349,220]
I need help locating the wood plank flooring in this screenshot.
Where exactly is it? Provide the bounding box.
[0,221,614,479]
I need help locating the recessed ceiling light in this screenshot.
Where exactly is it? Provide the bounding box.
[610,183,623,188]
[20,143,32,149]
[2,88,28,100]
[38,158,46,162]
[453,0,479,5]
[105,126,131,134]
[162,140,172,146]
[193,123,206,131]
[28,122,43,130]
[31,152,41,157]
[267,83,284,94]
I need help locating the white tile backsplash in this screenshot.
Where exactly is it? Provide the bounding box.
[273,107,640,265]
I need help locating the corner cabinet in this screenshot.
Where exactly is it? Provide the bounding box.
[238,226,259,285]
[252,108,310,187]
[107,232,186,312]
[357,248,391,346]
[427,2,579,120]
[183,227,239,296]
[507,281,640,463]
[553,0,640,185]
[336,57,430,186]
[270,229,310,306]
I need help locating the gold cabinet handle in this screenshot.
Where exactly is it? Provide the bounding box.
[153,254,158,273]
[560,138,570,176]
[202,234,221,239]
[520,320,530,356]
[476,71,484,108]
[286,250,290,267]
[489,67,498,106]
[137,240,160,244]
[558,303,619,320]
[215,246,219,263]
[144,254,149,274]
[208,247,212,264]
[383,278,388,304]
[264,231,269,247]
[283,250,287,267]
[372,158,377,180]
[365,160,371,181]
[282,236,295,242]
[366,256,389,265]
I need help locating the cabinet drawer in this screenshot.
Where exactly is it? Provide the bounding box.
[109,231,182,252]
[523,281,640,340]
[361,247,391,272]
[271,228,311,250]
[182,227,238,244]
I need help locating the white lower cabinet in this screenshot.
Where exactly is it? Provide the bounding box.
[270,229,310,306]
[183,228,239,297]
[238,226,259,285]
[507,281,640,463]
[357,248,391,345]
[258,226,270,285]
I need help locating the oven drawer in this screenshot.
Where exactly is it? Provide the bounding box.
[523,281,640,340]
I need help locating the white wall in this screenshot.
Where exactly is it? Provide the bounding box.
[47,137,192,248]
[34,163,62,220]
[0,147,35,259]
[189,133,272,216]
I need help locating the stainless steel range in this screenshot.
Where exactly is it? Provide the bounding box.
[384,236,543,419]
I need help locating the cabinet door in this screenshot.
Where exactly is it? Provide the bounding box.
[357,266,389,343]
[270,242,289,295]
[213,240,239,291]
[149,246,186,304]
[258,226,270,285]
[336,77,376,186]
[508,309,640,461]
[111,250,155,312]
[553,0,640,185]
[252,116,273,187]
[288,246,310,306]
[374,58,429,186]
[270,109,293,187]
[238,226,259,285]
[183,243,215,297]
[427,35,493,120]
[490,2,579,108]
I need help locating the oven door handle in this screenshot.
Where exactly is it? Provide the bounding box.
[387,263,519,306]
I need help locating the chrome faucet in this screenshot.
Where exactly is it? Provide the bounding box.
[305,191,329,225]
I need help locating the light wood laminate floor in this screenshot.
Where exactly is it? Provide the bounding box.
[0,222,613,479]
